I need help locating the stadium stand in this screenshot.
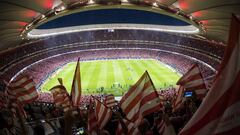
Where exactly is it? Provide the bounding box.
[0,29,221,83]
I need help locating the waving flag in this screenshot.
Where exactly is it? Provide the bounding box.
[156,118,165,135]
[155,114,176,135]
[94,97,112,129]
[50,85,71,112]
[71,58,81,106]
[177,64,207,99]
[87,99,98,135]
[172,86,184,112]
[179,15,240,135]
[120,71,162,125]
[105,94,117,108]
[116,118,140,135]
[7,76,38,104]
[7,93,27,118]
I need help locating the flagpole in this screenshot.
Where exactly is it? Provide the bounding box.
[70,57,81,107]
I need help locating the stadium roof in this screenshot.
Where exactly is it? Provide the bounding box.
[0,0,239,51]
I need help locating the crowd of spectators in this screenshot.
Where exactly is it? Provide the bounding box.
[156,51,216,78]
[0,29,224,79]
[0,47,217,94]
[1,85,203,135]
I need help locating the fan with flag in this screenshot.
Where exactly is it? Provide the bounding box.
[179,15,240,135]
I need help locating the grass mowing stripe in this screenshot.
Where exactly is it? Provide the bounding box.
[151,60,180,79]
[144,60,172,88]
[106,60,115,88]
[130,60,146,76]
[117,60,134,85]
[117,60,132,90]
[87,61,102,90]
[142,60,166,78]
[81,61,91,78]
[81,62,93,89]
[110,60,124,95]
[123,60,139,85]
[140,60,168,88]
[82,62,97,91]
[133,60,162,88]
[113,60,125,85]
[97,61,108,88]
[148,60,180,87]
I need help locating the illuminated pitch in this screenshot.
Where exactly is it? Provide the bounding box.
[41,59,180,96]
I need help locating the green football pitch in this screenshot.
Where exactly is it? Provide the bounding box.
[41,59,181,96]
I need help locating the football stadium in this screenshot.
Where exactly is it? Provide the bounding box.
[0,0,239,135]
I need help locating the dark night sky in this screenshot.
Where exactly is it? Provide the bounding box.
[38,9,189,29]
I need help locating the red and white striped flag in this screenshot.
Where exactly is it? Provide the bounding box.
[120,71,162,125]
[71,58,81,106]
[50,85,71,112]
[177,64,207,99]
[116,118,140,135]
[156,118,165,135]
[155,114,176,135]
[105,94,117,108]
[7,76,38,104]
[87,100,98,135]
[179,15,240,135]
[7,94,27,118]
[172,86,184,112]
[94,97,112,129]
